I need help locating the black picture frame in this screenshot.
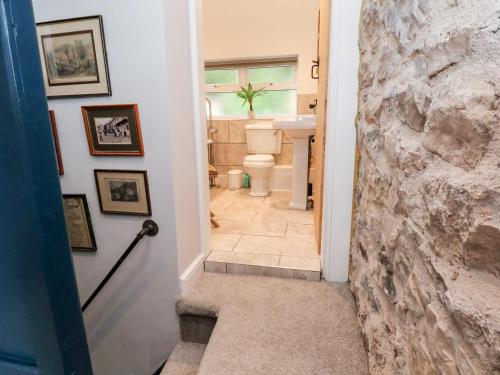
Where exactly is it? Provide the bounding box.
[94,169,152,216]
[62,194,97,252]
[36,15,112,99]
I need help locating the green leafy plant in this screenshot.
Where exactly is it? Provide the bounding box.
[236,83,265,111]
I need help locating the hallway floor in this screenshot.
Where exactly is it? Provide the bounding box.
[208,189,320,279]
[174,272,369,375]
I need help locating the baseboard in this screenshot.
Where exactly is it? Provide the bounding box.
[179,253,205,296]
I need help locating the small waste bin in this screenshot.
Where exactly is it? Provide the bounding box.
[228,169,243,190]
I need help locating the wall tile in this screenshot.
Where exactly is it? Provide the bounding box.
[214,144,247,166]
[229,120,247,143]
[211,120,229,143]
[275,143,293,165]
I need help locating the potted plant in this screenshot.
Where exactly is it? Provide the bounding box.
[236,83,265,119]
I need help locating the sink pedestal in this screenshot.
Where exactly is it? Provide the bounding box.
[289,138,310,211]
[272,115,316,211]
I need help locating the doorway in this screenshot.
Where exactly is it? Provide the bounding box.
[199,0,328,279]
[186,0,361,283]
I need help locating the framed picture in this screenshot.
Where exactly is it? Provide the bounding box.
[94,170,152,216]
[49,110,64,175]
[81,104,144,156]
[62,194,97,252]
[36,15,111,98]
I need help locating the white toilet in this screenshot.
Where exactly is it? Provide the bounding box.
[243,122,282,197]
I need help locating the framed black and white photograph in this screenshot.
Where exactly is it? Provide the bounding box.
[94,170,151,216]
[82,104,144,156]
[62,194,97,252]
[36,15,111,98]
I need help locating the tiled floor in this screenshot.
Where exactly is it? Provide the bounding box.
[207,188,320,280]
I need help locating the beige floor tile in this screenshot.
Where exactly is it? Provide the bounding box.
[280,237,319,258]
[253,208,289,222]
[241,221,287,237]
[216,208,257,221]
[211,199,234,210]
[262,198,291,211]
[230,200,266,210]
[286,223,314,239]
[287,210,314,225]
[279,256,320,271]
[211,233,241,252]
[207,250,234,263]
[230,252,280,267]
[233,235,284,255]
[266,191,292,200]
[212,220,246,234]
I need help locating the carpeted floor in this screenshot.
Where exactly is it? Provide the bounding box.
[177,272,369,375]
[161,342,206,375]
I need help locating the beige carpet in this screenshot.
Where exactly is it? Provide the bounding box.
[161,341,206,375]
[177,272,369,375]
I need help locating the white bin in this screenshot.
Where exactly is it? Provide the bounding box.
[228,169,243,190]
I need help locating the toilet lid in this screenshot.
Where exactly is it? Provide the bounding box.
[244,154,274,163]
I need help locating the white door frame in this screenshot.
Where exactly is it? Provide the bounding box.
[186,0,361,284]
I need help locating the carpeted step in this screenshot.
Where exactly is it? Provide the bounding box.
[176,299,218,344]
[160,341,206,375]
[179,272,369,375]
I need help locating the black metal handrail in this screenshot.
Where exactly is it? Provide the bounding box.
[81,220,159,312]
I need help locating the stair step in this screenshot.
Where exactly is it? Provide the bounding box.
[160,341,206,375]
[204,259,321,281]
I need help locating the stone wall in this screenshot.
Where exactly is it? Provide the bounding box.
[351,1,500,374]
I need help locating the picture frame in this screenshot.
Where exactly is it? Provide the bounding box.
[94,170,152,216]
[82,104,144,156]
[49,110,64,175]
[36,15,112,98]
[62,194,97,252]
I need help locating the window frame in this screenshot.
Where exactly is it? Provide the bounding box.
[204,58,298,118]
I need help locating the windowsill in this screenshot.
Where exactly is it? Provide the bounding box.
[210,113,297,121]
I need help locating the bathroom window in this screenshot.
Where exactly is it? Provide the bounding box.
[205,59,297,117]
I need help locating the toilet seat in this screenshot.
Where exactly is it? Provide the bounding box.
[243,154,274,164]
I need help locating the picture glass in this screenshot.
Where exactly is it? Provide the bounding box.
[94,117,132,145]
[109,180,139,202]
[36,16,111,98]
[95,170,151,216]
[63,195,96,251]
[42,31,99,86]
[82,105,143,156]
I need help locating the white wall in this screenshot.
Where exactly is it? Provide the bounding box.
[203,0,320,94]
[32,1,203,373]
[321,0,361,282]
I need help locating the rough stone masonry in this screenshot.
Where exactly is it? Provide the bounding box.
[351,1,500,374]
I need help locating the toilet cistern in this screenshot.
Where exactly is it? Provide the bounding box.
[272,115,316,210]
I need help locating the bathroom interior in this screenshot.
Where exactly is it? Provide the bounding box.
[203,0,328,278]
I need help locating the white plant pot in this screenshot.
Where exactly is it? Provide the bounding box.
[248,110,255,119]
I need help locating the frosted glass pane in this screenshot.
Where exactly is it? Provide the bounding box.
[249,66,294,84]
[253,90,297,115]
[207,90,296,116]
[207,92,247,116]
[205,69,238,85]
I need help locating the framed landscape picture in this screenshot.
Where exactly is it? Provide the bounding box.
[36,15,111,98]
[62,194,97,252]
[94,170,152,216]
[82,104,144,156]
[49,110,64,175]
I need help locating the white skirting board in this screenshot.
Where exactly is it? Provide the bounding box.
[179,253,205,296]
[215,164,293,191]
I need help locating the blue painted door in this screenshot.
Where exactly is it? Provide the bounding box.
[0,0,93,374]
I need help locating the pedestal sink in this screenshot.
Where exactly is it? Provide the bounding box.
[273,115,316,210]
